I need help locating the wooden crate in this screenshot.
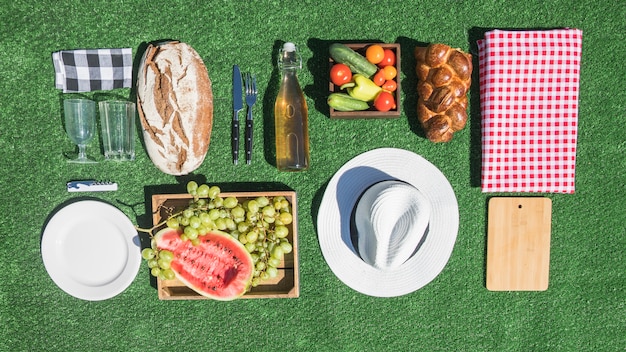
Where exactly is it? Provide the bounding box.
[329,42,401,119]
[151,191,300,300]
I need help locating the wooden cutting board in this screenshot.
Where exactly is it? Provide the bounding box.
[486,197,552,291]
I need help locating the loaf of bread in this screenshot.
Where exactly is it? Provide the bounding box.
[137,41,213,175]
[414,44,472,143]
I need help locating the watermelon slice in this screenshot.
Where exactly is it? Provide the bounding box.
[155,228,254,300]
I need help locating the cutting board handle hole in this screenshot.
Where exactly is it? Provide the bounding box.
[518,204,523,209]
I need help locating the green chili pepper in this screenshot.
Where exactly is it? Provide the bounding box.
[340,74,382,102]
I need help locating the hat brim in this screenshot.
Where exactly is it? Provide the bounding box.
[317,148,459,297]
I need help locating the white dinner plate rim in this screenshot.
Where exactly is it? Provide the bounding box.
[41,199,140,301]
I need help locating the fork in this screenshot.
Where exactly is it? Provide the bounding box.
[244,73,257,165]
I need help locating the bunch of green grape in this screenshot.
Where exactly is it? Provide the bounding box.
[144,181,294,288]
[141,247,175,280]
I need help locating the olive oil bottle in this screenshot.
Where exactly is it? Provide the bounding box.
[274,42,310,171]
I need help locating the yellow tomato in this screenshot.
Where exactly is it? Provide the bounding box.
[365,44,385,64]
[381,65,397,80]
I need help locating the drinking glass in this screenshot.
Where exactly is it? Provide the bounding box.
[64,99,97,163]
[99,100,136,161]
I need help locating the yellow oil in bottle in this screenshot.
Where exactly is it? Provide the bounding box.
[274,42,310,171]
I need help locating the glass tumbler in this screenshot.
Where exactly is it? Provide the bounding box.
[99,100,136,161]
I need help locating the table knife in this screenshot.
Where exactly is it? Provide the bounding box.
[232,65,243,165]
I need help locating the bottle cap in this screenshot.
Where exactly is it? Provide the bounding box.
[283,42,296,52]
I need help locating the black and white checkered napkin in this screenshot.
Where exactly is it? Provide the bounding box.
[52,48,133,92]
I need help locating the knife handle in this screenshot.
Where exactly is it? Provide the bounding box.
[232,119,239,165]
[245,119,253,165]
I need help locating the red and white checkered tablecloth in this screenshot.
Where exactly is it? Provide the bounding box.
[478,29,583,193]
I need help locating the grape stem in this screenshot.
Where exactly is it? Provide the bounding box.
[134,210,185,236]
[135,225,158,236]
[134,204,213,236]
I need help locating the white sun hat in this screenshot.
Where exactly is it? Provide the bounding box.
[355,180,432,270]
[317,148,459,297]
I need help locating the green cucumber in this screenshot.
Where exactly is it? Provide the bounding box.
[329,43,378,78]
[328,93,370,111]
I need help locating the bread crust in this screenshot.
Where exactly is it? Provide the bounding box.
[415,44,471,143]
[137,41,213,175]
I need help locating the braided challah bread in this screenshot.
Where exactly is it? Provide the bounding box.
[414,44,472,143]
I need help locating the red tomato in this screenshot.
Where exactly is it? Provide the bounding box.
[382,80,397,92]
[372,70,386,86]
[378,49,396,67]
[330,63,352,86]
[373,91,396,112]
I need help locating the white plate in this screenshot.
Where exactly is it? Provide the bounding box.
[317,148,459,297]
[41,200,141,301]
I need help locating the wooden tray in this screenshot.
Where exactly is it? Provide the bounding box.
[329,42,401,119]
[486,197,552,291]
[151,191,300,299]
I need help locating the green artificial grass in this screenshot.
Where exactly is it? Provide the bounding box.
[1,0,625,351]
